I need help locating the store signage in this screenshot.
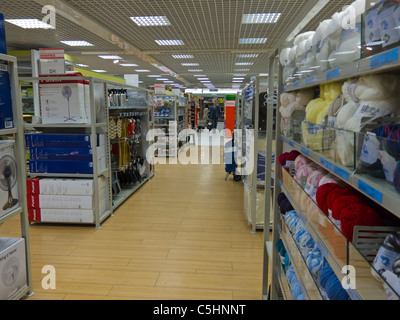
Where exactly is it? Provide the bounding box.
[154,83,165,95]
[39,48,65,75]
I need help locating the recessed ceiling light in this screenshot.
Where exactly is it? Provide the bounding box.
[156,78,169,81]
[76,64,89,68]
[234,74,247,77]
[238,53,259,58]
[5,18,55,29]
[188,69,203,72]
[201,81,211,83]
[235,69,250,72]
[233,80,243,83]
[233,77,245,80]
[236,62,253,66]
[242,13,282,24]
[60,40,94,47]
[148,75,161,78]
[172,54,194,59]
[119,63,139,67]
[155,39,184,46]
[181,63,199,66]
[239,38,267,44]
[193,75,207,77]
[92,70,107,73]
[164,81,174,83]
[130,16,171,26]
[259,73,269,76]
[98,55,123,60]
[135,69,150,72]
[197,78,209,80]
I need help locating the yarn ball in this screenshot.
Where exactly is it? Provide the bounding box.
[295,165,316,185]
[277,193,287,206]
[280,198,294,215]
[340,203,383,241]
[319,174,341,187]
[331,195,362,221]
[316,183,341,215]
[326,185,357,214]
[306,170,324,188]
[319,264,351,300]
[295,154,311,171]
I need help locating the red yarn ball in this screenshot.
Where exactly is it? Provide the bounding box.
[340,203,384,241]
[326,185,357,213]
[331,195,363,221]
[316,183,341,215]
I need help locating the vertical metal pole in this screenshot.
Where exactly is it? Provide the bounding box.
[251,79,260,233]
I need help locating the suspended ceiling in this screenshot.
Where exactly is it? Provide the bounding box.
[1,0,353,89]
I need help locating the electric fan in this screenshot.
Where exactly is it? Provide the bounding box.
[0,155,18,211]
[62,86,76,122]
[2,256,20,298]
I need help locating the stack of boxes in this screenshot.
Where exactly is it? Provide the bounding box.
[26,133,106,174]
[26,177,108,223]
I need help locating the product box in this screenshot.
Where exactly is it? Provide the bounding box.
[0,66,14,130]
[0,141,19,218]
[26,178,94,196]
[28,207,94,223]
[25,133,92,149]
[29,147,93,161]
[0,238,27,300]
[29,160,94,174]
[39,73,88,124]
[27,193,94,209]
[0,14,7,55]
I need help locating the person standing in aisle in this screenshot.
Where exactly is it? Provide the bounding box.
[209,99,221,130]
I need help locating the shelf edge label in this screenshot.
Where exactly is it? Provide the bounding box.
[357,180,383,204]
[320,157,333,171]
[333,165,349,181]
[326,68,340,80]
[305,77,314,85]
[369,48,399,69]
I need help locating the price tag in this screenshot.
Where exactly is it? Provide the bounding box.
[301,147,309,156]
[369,47,399,69]
[39,48,65,75]
[326,68,340,80]
[293,81,300,88]
[358,180,383,203]
[320,157,333,171]
[289,140,295,147]
[305,77,314,86]
[333,165,349,182]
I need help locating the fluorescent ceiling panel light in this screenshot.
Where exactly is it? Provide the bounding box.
[155,39,184,46]
[239,38,267,44]
[233,77,245,80]
[201,81,211,83]
[236,62,253,66]
[148,75,161,77]
[172,54,194,59]
[235,69,250,72]
[233,80,243,83]
[5,18,55,29]
[164,81,174,83]
[98,55,123,60]
[92,70,107,73]
[76,64,89,67]
[135,69,150,72]
[259,73,269,76]
[60,40,94,47]
[181,63,199,66]
[238,53,259,58]
[119,63,138,67]
[242,13,281,24]
[193,75,206,77]
[130,16,171,26]
[234,74,247,76]
[157,78,169,81]
[188,69,203,72]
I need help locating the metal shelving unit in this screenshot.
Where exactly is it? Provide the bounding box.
[153,94,187,158]
[264,34,400,300]
[0,53,33,299]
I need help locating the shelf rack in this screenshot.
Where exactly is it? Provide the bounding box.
[153,94,187,158]
[19,77,154,228]
[263,34,400,300]
[0,53,33,299]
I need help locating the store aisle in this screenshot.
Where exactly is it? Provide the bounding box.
[2,147,264,300]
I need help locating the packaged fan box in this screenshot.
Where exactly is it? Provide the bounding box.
[0,238,27,300]
[0,141,19,218]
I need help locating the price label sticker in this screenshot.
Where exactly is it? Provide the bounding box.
[301,147,309,156]
[320,157,333,171]
[358,180,383,203]
[369,48,399,69]
[326,68,340,80]
[305,77,314,86]
[333,165,349,182]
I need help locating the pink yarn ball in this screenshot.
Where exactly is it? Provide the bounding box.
[307,170,324,188]
[319,174,340,187]
[295,165,315,184]
[295,154,311,171]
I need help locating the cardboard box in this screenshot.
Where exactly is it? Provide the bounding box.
[0,238,27,300]
[25,134,92,149]
[29,147,93,161]
[0,66,13,130]
[28,207,94,223]
[29,160,94,174]
[27,194,94,209]
[0,141,19,218]
[39,74,88,124]
[0,14,6,55]
[26,178,94,196]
